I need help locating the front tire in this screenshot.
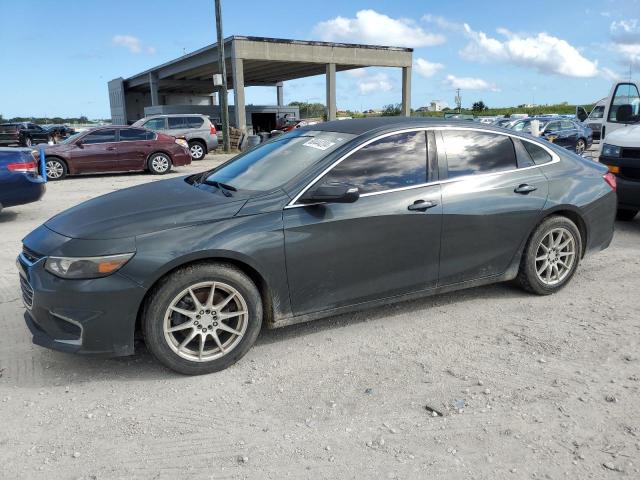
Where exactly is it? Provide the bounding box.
[188,141,206,160]
[142,263,263,375]
[148,152,172,175]
[516,216,582,295]
[45,157,67,180]
[616,209,638,221]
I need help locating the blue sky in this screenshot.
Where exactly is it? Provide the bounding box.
[1,0,639,118]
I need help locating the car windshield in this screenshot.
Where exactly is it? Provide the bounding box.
[200,130,355,192]
[59,132,84,144]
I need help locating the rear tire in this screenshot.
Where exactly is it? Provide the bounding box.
[188,141,206,160]
[45,157,68,180]
[23,136,33,147]
[616,209,638,221]
[142,262,263,375]
[148,153,172,175]
[516,216,582,295]
[575,138,586,155]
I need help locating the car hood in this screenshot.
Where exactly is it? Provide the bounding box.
[605,124,640,147]
[45,176,247,240]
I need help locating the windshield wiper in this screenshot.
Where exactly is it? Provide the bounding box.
[202,179,237,197]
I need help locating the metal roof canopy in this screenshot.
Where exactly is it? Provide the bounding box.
[111,36,414,129]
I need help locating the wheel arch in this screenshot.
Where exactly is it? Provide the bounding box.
[538,207,589,258]
[187,138,208,153]
[134,253,274,341]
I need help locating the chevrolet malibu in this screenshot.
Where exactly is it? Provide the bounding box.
[18,118,617,375]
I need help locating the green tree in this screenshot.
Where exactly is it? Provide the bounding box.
[472,101,488,112]
[381,103,402,116]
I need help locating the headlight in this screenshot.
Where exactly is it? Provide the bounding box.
[602,144,621,157]
[175,138,189,149]
[44,253,134,279]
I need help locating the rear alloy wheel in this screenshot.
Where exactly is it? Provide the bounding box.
[143,263,262,375]
[616,209,638,221]
[45,158,67,180]
[188,141,206,160]
[575,138,586,155]
[516,216,581,295]
[148,153,172,175]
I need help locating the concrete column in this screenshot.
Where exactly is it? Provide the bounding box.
[326,63,336,121]
[209,92,219,106]
[149,72,159,106]
[276,82,284,106]
[232,57,246,132]
[401,66,411,117]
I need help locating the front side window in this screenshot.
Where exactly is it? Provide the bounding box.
[144,118,166,131]
[561,120,574,130]
[82,129,116,144]
[589,106,604,119]
[545,121,561,132]
[608,83,640,122]
[119,128,149,141]
[203,129,355,192]
[320,131,427,194]
[442,130,517,179]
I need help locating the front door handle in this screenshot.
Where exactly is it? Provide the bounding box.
[408,199,438,211]
[514,184,537,194]
[106,146,116,151]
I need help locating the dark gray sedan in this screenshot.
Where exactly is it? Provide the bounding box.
[18,118,617,374]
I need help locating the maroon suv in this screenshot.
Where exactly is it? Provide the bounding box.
[42,126,191,180]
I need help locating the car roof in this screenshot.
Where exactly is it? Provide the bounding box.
[146,114,206,118]
[299,117,509,136]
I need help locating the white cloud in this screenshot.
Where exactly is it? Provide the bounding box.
[347,68,369,78]
[615,43,640,67]
[356,72,393,95]
[460,24,599,78]
[444,75,499,92]
[313,10,445,48]
[414,58,444,78]
[609,19,640,67]
[112,35,155,54]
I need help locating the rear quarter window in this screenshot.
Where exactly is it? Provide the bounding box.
[522,141,553,165]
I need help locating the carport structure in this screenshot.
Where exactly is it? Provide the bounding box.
[108,36,413,129]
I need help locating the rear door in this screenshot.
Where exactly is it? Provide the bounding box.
[283,129,442,316]
[117,128,155,171]
[437,128,549,285]
[167,116,190,139]
[70,129,118,173]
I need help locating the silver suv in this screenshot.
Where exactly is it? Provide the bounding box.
[132,114,218,160]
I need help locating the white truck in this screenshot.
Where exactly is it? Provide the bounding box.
[578,81,640,220]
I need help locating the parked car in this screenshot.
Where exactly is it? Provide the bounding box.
[599,124,640,221]
[0,148,45,213]
[0,122,52,147]
[507,116,555,134]
[18,118,616,375]
[42,126,191,180]
[540,119,593,154]
[43,124,76,142]
[132,114,218,160]
[491,118,513,128]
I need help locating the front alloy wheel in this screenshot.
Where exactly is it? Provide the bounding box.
[143,263,262,375]
[149,153,171,174]
[45,159,67,180]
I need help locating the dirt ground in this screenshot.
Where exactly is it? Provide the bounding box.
[1,151,639,480]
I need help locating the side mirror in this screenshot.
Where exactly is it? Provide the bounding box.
[576,106,588,122]
[75,139,83,147]
[299,182,360,204]
[616,104,633,122]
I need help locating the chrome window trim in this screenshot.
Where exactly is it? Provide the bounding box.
[285,126,559,209]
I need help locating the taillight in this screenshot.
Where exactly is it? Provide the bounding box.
[7,161,38,174]
[603,172,617,192]
[210,125,217,135]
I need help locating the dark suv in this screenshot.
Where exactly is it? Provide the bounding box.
[0,123,52,147]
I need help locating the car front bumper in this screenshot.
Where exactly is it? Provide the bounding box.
[599,154,640,210]
[18,252,146,357]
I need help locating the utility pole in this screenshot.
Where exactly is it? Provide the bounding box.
[455,88,462,113]
[215,0,230,152]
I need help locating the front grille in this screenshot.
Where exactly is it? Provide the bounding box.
[22,246,43,264]
[620,167,640,181]
[621,148,640,160]
[20,275,34,309]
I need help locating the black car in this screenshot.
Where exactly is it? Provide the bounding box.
[0,122,52,147]
[18,118,617,375]
[43,124,75,141]
[540,119,593,154]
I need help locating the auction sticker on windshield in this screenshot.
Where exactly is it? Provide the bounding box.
[303,138,336,151]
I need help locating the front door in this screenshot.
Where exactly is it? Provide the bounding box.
[117,128,153,171]
[70,129,118,173]
[283,130,442,316]
[437,129,548,285]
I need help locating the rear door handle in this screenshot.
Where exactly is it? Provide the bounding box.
[408,200,438,211]
[514,184,537,194]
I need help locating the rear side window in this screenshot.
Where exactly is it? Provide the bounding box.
[186,117,204,128]
[119,128,149,141]
[82,129,116,144]
[522,141,553,165]
[168,117,187,129]
[322,130,427,194]
[441,130,516,179]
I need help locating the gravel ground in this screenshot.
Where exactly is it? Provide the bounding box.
[0,150,639,479]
